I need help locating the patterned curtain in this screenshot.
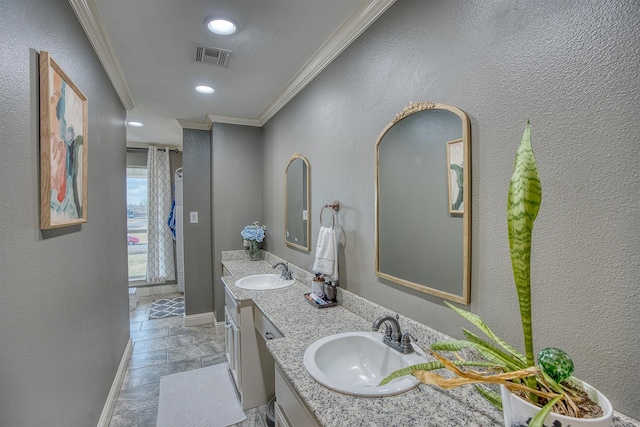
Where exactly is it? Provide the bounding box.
[146,147,176,284]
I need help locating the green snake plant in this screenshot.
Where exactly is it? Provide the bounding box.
[507,120,542,398]
[379,122,582,427]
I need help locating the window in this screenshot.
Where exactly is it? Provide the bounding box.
[126,167,148,282]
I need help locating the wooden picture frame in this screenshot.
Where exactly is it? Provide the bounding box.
[39,51,88,229]
[446,138,464,214]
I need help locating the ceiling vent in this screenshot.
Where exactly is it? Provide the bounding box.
[192,44,232,68]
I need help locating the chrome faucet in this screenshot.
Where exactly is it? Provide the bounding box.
[272,262,293,280]
[372,314,415,354]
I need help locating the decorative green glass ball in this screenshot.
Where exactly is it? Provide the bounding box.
[537,347,574,383]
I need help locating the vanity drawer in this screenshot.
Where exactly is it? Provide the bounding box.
[275,364,320,427]
[254,306,283,341]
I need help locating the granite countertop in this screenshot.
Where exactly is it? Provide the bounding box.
[221,252,640,427]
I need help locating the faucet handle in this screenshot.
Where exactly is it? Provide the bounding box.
[401,332,416,353]
[402,332,416,343]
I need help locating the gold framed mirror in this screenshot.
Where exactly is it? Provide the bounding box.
[285,153,310,251]
[375,102,471,304]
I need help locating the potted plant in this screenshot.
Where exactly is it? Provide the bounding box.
[381,122,613,427]
[241,221,266,261]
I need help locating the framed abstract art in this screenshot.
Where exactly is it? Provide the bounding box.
[39,51,88,229]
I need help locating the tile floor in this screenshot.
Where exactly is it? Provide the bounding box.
[108,292,268,427]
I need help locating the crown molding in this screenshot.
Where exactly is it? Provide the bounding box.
[68,0,135,110]
[177,113,261,129]
[206,114,261,127]
[178,114,260,129]
[177,118,212,131]
[257,0,397,126]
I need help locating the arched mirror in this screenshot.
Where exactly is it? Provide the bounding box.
[285,153,310,251]
[375,102,471,304]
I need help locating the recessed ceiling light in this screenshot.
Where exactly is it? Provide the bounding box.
[195,85,215,94]
[127,121,144,127]
[206,16,238,35]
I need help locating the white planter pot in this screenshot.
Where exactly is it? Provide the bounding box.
[500,379,613,427]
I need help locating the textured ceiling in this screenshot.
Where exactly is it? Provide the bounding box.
[95,0,365,147]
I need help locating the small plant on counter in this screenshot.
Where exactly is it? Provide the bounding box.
[380,122,611,427]
[241,221,266,261]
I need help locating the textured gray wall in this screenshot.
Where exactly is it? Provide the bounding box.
[182,129,213,314]
[0,0,129,425]
[262,0,640,418]
[211,123,263,321]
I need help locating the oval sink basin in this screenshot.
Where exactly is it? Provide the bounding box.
[303,331,428,397]
[235,274,295,290]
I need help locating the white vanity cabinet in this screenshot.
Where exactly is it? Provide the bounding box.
[224,304,240,387]
[274,363,320,427]
[224,286,277,410]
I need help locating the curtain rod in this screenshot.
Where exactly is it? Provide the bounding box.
[127,147,181,153]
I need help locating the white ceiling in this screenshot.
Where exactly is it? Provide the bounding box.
[74,0,396,147]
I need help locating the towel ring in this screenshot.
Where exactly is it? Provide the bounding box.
[320,201,340,229]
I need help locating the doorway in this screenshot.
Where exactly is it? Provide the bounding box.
[126,167,148,283]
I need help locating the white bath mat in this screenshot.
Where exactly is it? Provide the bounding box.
[157,363,246,427]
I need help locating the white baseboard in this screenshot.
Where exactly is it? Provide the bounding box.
[183,311,214,326]
[135,284,179,297]
[214,320,225,335]
[97,337,133,427]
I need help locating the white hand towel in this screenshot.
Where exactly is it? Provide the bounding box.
[313,226,338,280]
